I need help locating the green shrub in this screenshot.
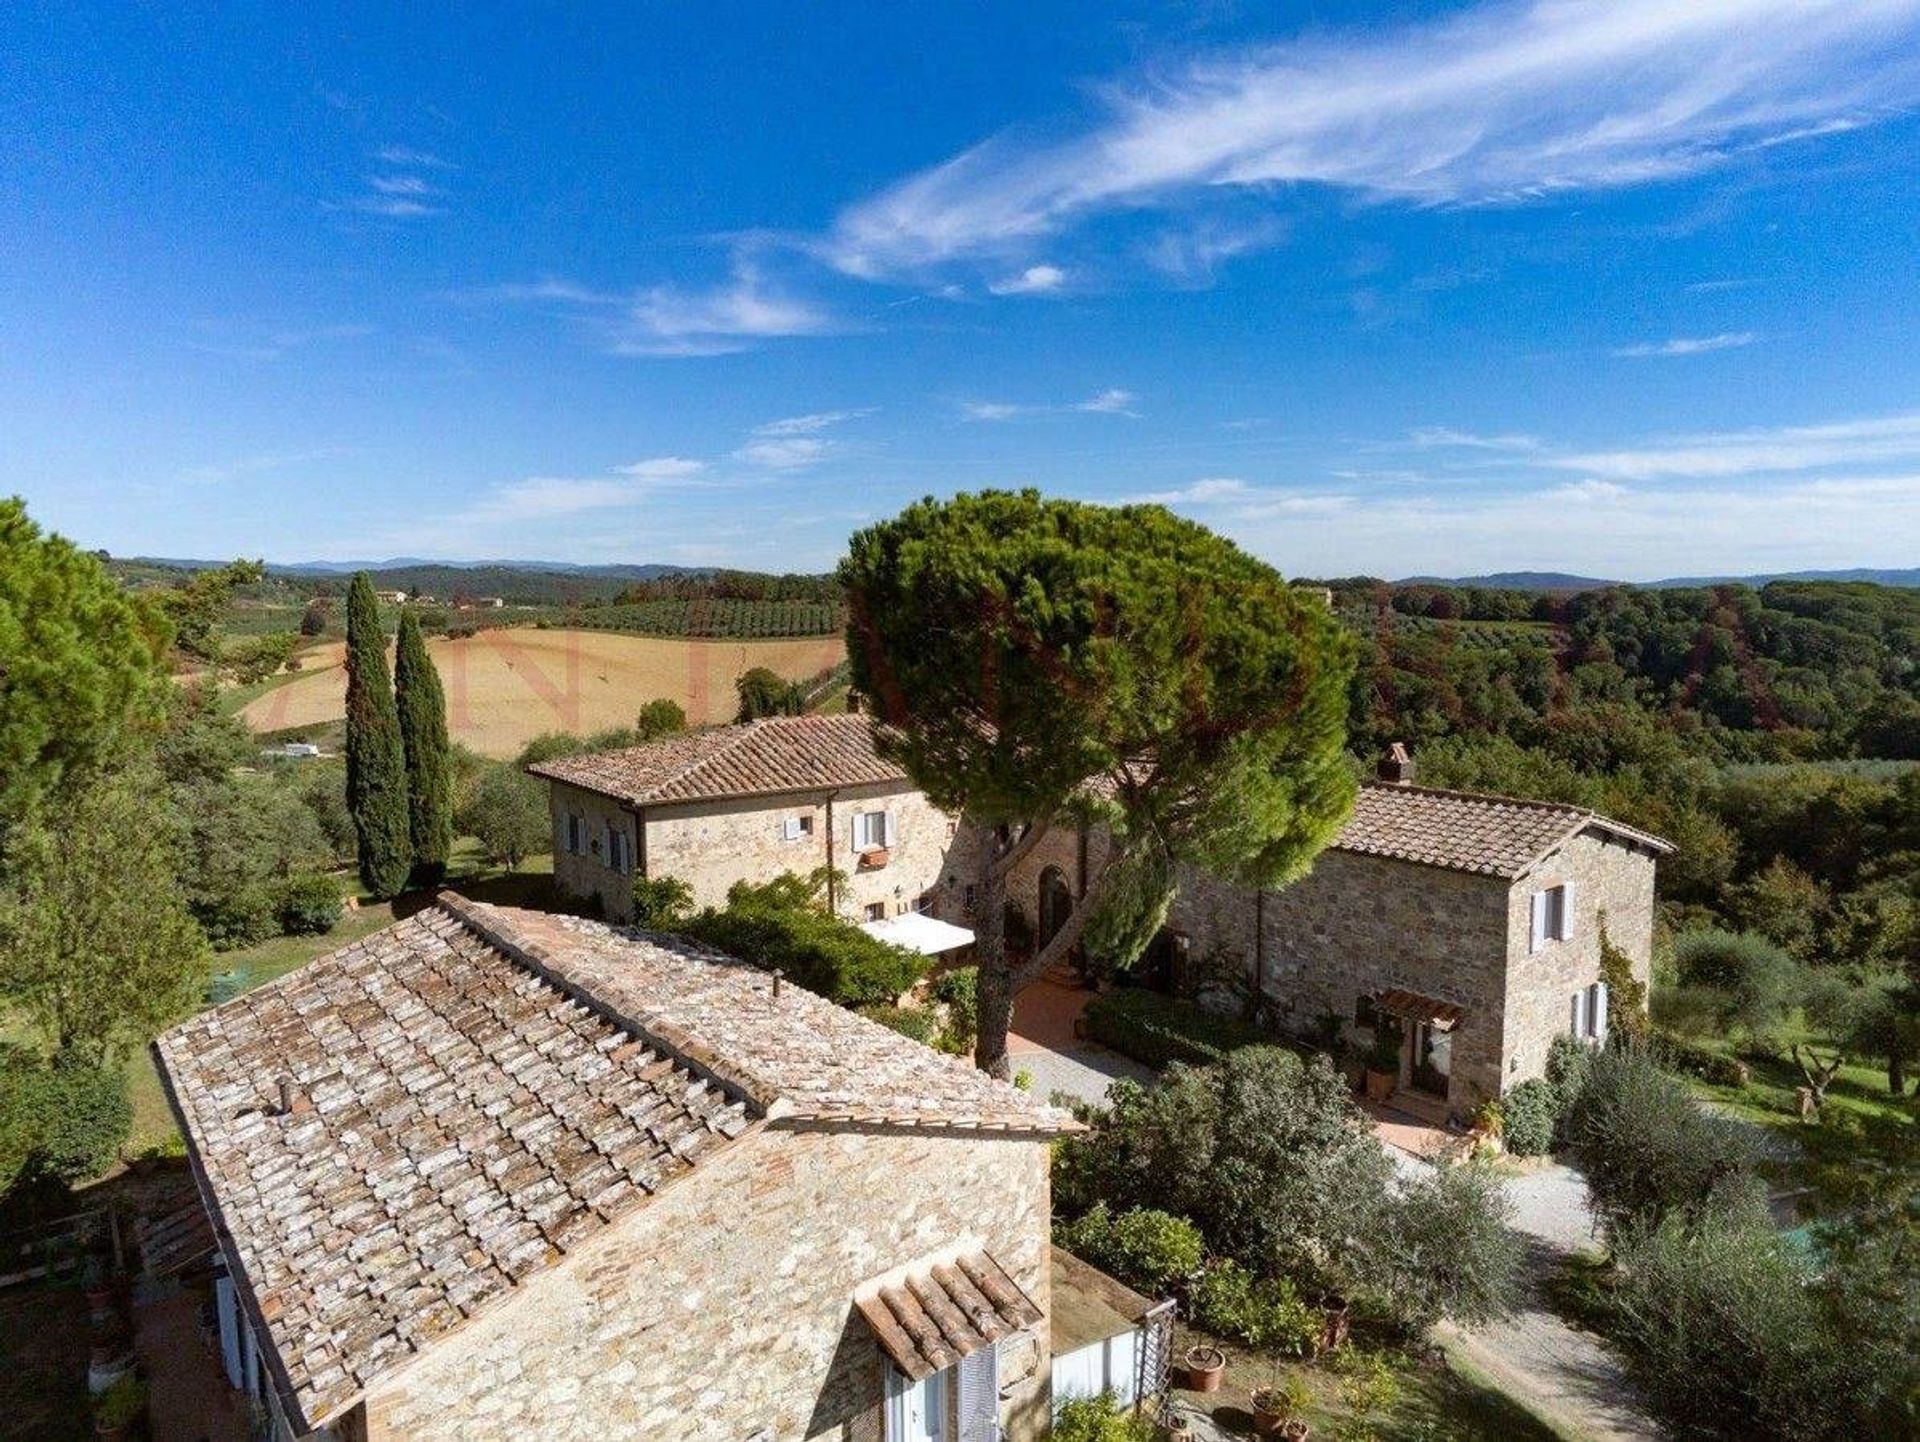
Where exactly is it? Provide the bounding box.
[931,967,978,1052]
[1545,1033,1595,1133]
[196,884,278,950]
[1501,1078,1559,1156]
[678,872,927,1006]
[630,875,693,928]
[1188,1259,1320,1355]
[1082,988,1278,1069]
[1565,1045,1754,1238]
[1052,1392,1155,1442]
[1372,1162,1524,1331]
[92,1375,147,1430]
[1670,929,1803,1036]
[276,873,342,935]
[1052,1047,1391,1296]
[1608,1188,1886,1440]
[1054,1203,1204,1294]
[34,1060,132,1185]
[856,1004,942,1047]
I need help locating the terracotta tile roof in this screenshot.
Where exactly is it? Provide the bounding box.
[1371,987,1466,1031]
[456,898,1082,1136]
[528,713,907,806]
[154,903,756,1432]
[1333,781,1672,878]
[856,1249,1043,1381]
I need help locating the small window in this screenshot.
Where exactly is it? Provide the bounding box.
[605,825,630,875]
[1572,980,1609,1041]
[864,902,887,922]
[1530,884,1573,951]
[782,813,815,842]
[1354,994,1379,1028]
[565,813,584,855]
[853,810,888,851]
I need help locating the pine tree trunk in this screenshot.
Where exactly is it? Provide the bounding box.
[973,857,1015,1080]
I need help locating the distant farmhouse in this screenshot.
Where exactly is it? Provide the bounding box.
[156,895,1109,1441]
[537,718,1670,1120]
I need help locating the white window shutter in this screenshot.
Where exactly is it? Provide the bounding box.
[1530,892,1547,953]
[1570,992,1584,1037]
[1593,981,1609,1041]
[1557,882,1577,940]
[957,1343,999,1442]
[884,809,899,847]
[851,812,863,849]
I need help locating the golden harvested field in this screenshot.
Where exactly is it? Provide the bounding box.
[239,627,845,757]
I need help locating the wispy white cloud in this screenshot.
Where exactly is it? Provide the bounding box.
[331,147,450,220]
[616,456,708,480]
[734,437,834,470]
[1408,427,1542,452]
[754,409,872,436]
[1612,330,1759,358]
[1125,477,1252,505]
[468,261,839,358]
[182,449,349,484]
[616,262,837,357]
[987,264,1067,295]
[1550,410,1920,479]
[375,145,453,169]
[830,0,1920,276]
[961,387,1138,421]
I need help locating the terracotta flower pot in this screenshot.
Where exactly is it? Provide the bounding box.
[1364,1068,1396,1103]
[1318,1295,1351,1356]
[1282,1423,1311,1441]
[1250,1392,1286,1436]
[1181,1344,1226,1392]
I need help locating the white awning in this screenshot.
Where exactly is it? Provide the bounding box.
[859,912,976,955]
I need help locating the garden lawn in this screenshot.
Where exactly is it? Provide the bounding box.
[1169,1320,1575,1442]
[1676,1035,1915,1205]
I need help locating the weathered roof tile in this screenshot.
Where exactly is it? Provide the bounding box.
[527,713,906,805]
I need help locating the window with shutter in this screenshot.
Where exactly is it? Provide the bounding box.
[1530,892,1548,953]
[1556,882,1577,941]
[955,1344,998,1442]
[1570,991,1585,1037]
[1592,981,1610,1041]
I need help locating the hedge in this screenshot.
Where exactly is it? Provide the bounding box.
[1082,988,1278,1069]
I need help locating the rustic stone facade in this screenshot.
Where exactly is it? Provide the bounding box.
[361,1127,1053,1442]
[1161,828,1659,1116]
[1500,831,1656,1085]
[549,778,988,927]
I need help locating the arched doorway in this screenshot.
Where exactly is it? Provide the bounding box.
[1037,865,1074,951]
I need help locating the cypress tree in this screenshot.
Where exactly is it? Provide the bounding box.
[394,609,453,885]
[343,573,411,896]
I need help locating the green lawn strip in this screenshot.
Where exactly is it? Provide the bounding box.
[1172,1320,1567,1442]
[1675,1036,1912,1202]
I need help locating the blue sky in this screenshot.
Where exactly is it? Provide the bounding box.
[5,1,1920,580]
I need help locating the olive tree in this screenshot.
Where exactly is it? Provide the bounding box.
[841,491,1355,1075]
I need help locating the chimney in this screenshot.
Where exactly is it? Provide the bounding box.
[1377,742,1415,786]
[277,1076,313,1118]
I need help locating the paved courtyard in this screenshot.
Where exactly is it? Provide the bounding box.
[1007,981,1156,1107]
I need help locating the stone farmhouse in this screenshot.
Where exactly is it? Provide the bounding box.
[153,893,1089,1442]
[536,719,1670,1118]
[532,713,984,932]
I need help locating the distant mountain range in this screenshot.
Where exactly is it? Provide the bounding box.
[124,556,1920,594]
[1397,567,1920,591]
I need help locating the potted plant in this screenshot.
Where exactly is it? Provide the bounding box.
[1181,1343,1226,1392]
[92,1374,146,1440]
[1364,1020,1401,1103]
[1251,1372,1313,1437]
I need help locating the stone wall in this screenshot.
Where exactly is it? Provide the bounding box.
[547,779,988,928]
[1500,831,1657,1083]
[1166,849,1515,1114]
[548,780,641,920]
[362,1126,1054,1442]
